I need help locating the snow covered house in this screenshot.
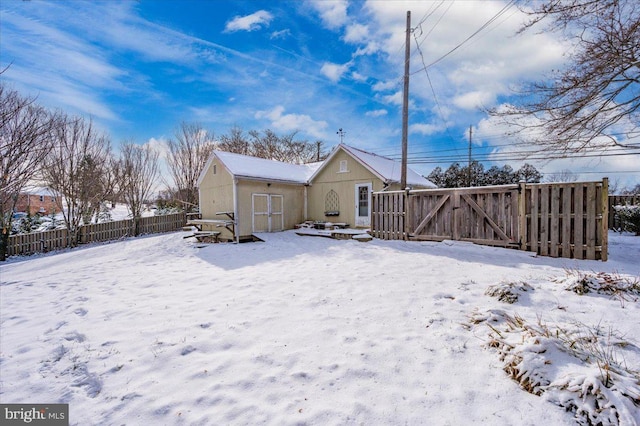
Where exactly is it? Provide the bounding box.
[15,186,62,216]
[196,144,434,241]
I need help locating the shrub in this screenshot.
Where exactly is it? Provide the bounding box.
[614,205,640,236]
[473,312,640,425]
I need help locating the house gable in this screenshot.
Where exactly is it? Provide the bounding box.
[306,147,384,226]
[198,153,235,230]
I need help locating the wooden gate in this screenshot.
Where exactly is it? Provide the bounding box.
[372,179,608,261]
[406,185,520,247]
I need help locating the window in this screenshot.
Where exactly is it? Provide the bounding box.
[213,164,217,174]
[358,186,369,216]
[339,160,348,173]
[39,195,44,202]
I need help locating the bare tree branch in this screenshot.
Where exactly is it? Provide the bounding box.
[117,142,159,235]
[165,122,215,210]
[0,83,58,260]
[490,0,640,154]
[43,114,113,246]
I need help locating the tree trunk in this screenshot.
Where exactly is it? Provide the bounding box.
[0,228,9,261]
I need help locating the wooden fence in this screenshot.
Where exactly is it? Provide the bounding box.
[372,179,608,261]
[8,212,187,257]
[608,195,640,230]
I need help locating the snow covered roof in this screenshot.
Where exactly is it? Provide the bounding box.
[312,144,436,188]
[22,186,60,196]
[199,150,321,185]
[198,145,435,188]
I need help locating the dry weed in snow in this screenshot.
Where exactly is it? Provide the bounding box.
[473,311,640,425]
[485,281,534,304]
[557,270,640,300]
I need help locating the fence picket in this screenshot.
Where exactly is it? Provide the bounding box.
[574,185,584,260]
[8,213,186,257]
[372,180,608,261]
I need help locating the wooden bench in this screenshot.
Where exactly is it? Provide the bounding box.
[186,219,234,231]
[183,231,221,243]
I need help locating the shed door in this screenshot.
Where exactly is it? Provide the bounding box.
[355,183,372,227]
[252,194,284,233]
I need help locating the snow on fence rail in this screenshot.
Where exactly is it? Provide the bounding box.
[7,212,187,257]
[372,179,609,261]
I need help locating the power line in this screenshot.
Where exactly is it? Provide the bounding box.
[411,0,516,74]
[404,151,640,165]
[399,144,639,160]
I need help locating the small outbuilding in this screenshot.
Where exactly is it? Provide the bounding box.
[196,144,435,242]
[306,144,434,228]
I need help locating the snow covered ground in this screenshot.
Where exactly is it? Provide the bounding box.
[1,230,638,425]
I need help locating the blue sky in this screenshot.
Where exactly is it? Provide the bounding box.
[1,0,638,188]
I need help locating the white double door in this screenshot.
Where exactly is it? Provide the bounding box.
[252,194,284,233]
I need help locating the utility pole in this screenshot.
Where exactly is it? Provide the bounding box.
[401,10,411,190]
[316,141,321,161]
[337,128,346,144]
[468,125,472,187]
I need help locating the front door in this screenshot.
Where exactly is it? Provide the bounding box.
[252,194,284,232]
[355,183,372,227]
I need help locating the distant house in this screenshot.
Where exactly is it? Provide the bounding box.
[197,144,435,241]
[15,187,62,216]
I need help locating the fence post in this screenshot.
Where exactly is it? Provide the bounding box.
[518,181,527,251]
[601,177,608,262]
[404,189,410,241]
[452,190,460,241]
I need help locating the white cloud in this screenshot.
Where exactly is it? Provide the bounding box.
[366,109,388,117]
[255,106,328,139]
[320,61,351,82]
[351,71,367,82]
[354,42,380,57]
[452,90,496,111]
[308,0,348,30]
[143,137,170,160]
[372,80,398,92]
[224,10,273,33]
[382,91,403,106]
[270,29,291,40]
[410,123,447,136]
[363,1,567,117]
[343,23,368,43]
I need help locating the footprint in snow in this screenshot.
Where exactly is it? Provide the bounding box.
[181,345,197,356]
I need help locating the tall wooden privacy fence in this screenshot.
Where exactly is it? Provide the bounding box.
[7,213,186,257]
[372,179,608,261]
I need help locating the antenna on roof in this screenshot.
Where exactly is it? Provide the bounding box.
[337,128,346,144]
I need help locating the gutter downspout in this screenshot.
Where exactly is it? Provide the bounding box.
[303,184,309,221]
[233,177,239,243]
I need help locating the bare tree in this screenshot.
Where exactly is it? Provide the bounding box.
[43,114,113,246]
[117,142,159,236]
[0,83,58,260]
[218,126,250,155]
[490,0,640,153]
[545,169,579,182]
[166,122,215,210]
[249,129,319,163]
